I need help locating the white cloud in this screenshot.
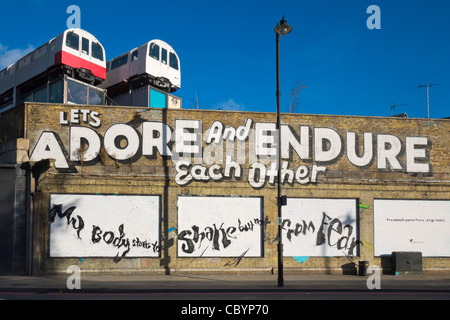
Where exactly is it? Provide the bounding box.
[0,43,35,69]
[216,99,245,111]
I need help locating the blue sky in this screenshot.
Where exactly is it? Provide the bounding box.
[0,0,449,118]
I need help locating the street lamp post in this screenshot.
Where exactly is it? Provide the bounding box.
[274,16,292,287]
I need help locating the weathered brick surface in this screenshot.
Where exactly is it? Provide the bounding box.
[0,105,25,144]
[2,102,449,274]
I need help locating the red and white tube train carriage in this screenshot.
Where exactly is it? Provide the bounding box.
[100,39,181,95]
[0,28,106,111]
[53,28,106,83]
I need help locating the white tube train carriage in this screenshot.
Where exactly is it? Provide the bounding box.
[100,40,181,94]
[0,28,106,111]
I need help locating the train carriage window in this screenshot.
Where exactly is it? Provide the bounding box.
[92,42,104,61]
[82,37,89,55]
[66,32,79,51]
[169,52,179,70]
[161,48,167,65]
[149,43,160,60]
[131,50,138,62]
[111,55,128,70]
[32,44,47,61]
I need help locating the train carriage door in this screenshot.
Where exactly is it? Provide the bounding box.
[130,49,139,78]
[161,48,168,67]
[169,51,180,89]
[149,42,162,79]
[81,37,90,61]
[63,31,81,79]
[161,47,169,83]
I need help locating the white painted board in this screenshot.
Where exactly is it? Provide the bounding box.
[282,198,358,257]
[374,199,450,257]
[49,194,160,259]
[177,196,263,257]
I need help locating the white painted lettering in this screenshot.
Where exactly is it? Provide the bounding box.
[174,120,202,159]
[406,137,430,173]
[347,132,373,167]
[236,118,252,141]
[206,121,223,144]
[104,124,140,160]
[69,126,101,162]
[30,132,69,169]
[377,134,403,170]
[255,122,277,157]
[314,128,342,162]
[142,122,173,157]
[59,111,69,125]
[89,111,101,127]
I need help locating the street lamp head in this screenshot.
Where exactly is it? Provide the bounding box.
[274,16,292,36]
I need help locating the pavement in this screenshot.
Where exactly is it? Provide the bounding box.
[1,272,450,293]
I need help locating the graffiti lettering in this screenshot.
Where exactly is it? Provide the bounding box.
[132,237,161,253]
[178,215,270,256]
[282,211,357,256]
[50,204,85,239]
[281,219,316,241]
[178,223,237,254]
[91,224,131,262]
[49,195,160,260]
[238,217,266,232]
[316,212,357,256]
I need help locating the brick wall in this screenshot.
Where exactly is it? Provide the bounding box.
[14,103,450,274]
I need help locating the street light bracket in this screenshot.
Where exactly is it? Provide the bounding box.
[274,16,292,36]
